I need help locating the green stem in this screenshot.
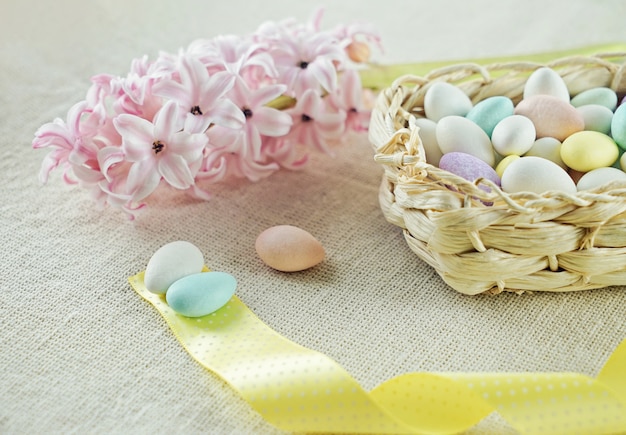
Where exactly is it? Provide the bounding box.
[358,42,626,91]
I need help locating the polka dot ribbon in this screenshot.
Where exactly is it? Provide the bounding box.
[129,271,626,434]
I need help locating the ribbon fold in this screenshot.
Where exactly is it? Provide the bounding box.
[129,272,626,435]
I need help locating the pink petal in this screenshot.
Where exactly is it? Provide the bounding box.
[306,127,331,154]
[227,78,249,108]
[126,159,161,201]
[38,153,63,183]
[151,80,192,108]
[249,84,287,108]
[72,165,103,184]
[278,68,299,96]
[238,158,280,182]
[246,124,263,160]
[158,153,195,189]
[253,107,292,137]
[340,69,363,109]
[154,101,182,141]
[168,131,207,163]
[98,146,126,181]
[200,71,236,105]
[308,57,337,93]
[317,111,346,136]
[182,56,208,92]
[245,52,278,78]
[33,121,73,149]
[114,114,155,161]
[205,98,245,130]
[184,113,212,134]
[187,184,212,201]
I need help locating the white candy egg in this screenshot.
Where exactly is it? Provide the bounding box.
[424,82,473,122]
[491,115,536,156]
[436,115,495,166]
[414,117,443,166]
[524,137,566,169]
[576,167,626,191]
[576,104,613,134]
[501,156,576,194]
[523,67,570,102]
[144,241,205,294]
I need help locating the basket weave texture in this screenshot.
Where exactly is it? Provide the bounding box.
[369,53,626,295]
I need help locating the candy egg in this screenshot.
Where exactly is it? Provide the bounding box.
[560,131,619,172]
[523,67,570,102]
[610,102,626,150]
[491,115,536,156]
[576,104,613,134]
[495,155,520,178]
[524,137,566,169]
[568,168,586,185]
[620,152,626,171]
[576,167,626,191]
[424,82,473,122]
[570,87,618,111]
[465,96,514,137]
[255,225,325,272]
[144,241,205,294]
[414,118,443,166]
[439,152,501,193]
[501,156,576,194]
[166,272,237,317]
[436,115,495,166]
[514,95,584,141]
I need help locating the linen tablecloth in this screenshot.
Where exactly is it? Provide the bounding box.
[2,1,625,433]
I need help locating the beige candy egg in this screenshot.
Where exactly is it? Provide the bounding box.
[514,95,584,141]
[524,137,566,169]
[255,225,325,272]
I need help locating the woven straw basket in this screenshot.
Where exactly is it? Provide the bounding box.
[369,53,626,295]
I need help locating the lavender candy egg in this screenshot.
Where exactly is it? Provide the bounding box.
[439,152,501,193]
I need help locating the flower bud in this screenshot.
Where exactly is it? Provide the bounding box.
[346,41,370,63]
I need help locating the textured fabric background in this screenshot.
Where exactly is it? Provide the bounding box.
[1,1,626,433]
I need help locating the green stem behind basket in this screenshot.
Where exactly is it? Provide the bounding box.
[359,42,626,91]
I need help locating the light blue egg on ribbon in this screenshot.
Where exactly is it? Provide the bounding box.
[166,272,237,317]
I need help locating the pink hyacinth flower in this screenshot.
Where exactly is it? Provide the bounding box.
[328,69,371,132]
[286,89,345,154]
[32,101,88,183]
[263,26,344,98]
[112,100,208,201]
[186,35,278,88]
[152,55,244,134]
[202,78,292,181]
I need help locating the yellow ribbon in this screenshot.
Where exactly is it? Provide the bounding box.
[129,271,626,435]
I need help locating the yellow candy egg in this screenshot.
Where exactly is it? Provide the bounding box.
[560,131,619,172]
[495,154,520,178]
